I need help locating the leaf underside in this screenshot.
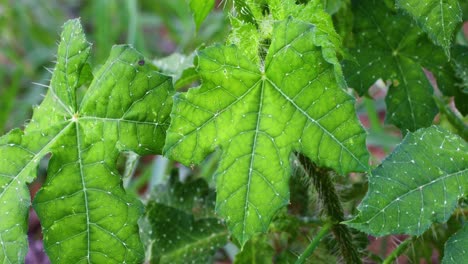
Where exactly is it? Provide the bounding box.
[343,0,460,132]
[1,19,173,263]
[396,0,462,57]
[164,17,369,246]
[442,224,468,264]
[346,126,468,236]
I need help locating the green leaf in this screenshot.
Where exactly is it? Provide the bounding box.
[451,45,468,114]
[232,0,257,25]
[0,19,174,263]
[442,224,468,264]
[234,235,274,263]
[396,0,462,57]
[343,0,449,132]
[323,0,346,15]
[453,46,468,91]
[0,19,92,263]
[153,52,198,90]
[151,174,217,219]
[145,176,227,263]
[146,204,227,264]
[164,17,369,246]
[346,126,468,236]
[189,0,215,30]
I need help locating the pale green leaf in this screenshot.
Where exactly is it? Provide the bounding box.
[346,126,468,236]
[442,224,468,264]
[396,0,462,57]
[189,0,215,30]
[0,19,174,263]
[164,17,369,246]
[0,19,91,263]
[342,0,458,132]
[234,235,274,263]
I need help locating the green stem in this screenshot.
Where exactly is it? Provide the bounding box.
[434,96,468,141]
[295,222,333,264]
[382,237,413,264]
[126,0,138,45]
[297,154,362,264]
[363,97,383,133]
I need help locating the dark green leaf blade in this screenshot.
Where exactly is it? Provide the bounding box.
[396,0,462,57]
[146,203,227,264]
[145,176,227,264]
[164,18,368,246]
[346,126,468,236]
[442,224,468,264]
[343,0,442,132]
[451,45,468,115]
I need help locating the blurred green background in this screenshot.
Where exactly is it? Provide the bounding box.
[0,0,229,134]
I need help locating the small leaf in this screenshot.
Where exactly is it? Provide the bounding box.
[442,224,468,264]
[164,17,368,246]
[396,0,462,57]
[346,126,468,236]
[189,0,215,30]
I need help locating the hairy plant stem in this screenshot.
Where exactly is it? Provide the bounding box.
[297,154,362,264]
[382,237,413,264]
[295,222,333,264]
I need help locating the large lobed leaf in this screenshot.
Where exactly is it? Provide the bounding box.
[396,0,462,57]
[0,19,173,263]
[343,0,462,132]
[346,126,467,236]
[164,17,369,246]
